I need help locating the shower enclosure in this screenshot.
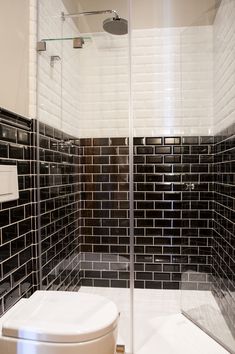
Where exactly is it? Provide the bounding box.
[36,0,235,353]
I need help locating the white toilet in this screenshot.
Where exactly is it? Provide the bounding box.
[0,290,119,354]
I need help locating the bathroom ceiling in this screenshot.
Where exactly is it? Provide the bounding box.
[63,0,221,32]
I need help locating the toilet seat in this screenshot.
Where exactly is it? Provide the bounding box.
[2,291,119,344]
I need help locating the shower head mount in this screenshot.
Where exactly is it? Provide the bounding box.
[62,9,128,35]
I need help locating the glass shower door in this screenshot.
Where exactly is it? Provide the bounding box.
[37,0,133,352]
[60,1,133,353]
[131,0,235,353]
[180,1,235,353]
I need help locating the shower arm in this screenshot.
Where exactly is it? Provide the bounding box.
[62,10,119,21]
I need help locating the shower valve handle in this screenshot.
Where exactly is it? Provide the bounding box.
[184,183,195,191]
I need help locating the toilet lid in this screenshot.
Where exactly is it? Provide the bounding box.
[2,291,119,343]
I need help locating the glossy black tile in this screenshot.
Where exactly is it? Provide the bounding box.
[110,138,128,146]
[182,137,199,145]
[2,109,232,301]
[93,138,110,146]
[155,146,171,154]
[137,147,153,154]
[0,142,8,157]
[146,137,162,145]
[134,137,145,145]
[164,137,181,145]
[146,156,163,164]
[0,125,17,142]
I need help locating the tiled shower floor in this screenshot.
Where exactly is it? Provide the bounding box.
[80,286,232,354]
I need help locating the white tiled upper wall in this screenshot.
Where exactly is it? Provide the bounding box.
[133,26,213,136]
[76,33,129,138]
[37,0,81,136]
[213,0,235,134]
[76,26,213,137]
[35,0,234,138]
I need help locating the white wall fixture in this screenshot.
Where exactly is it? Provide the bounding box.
[0,165,19,203]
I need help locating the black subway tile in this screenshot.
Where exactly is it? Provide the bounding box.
[146,137,162,145]
[146,156,163,164]
[155,201,172,210]
[134,137,145,145]
[182,137,199,145]
[10,207,25,223]
[0,143,8,157]
[155,146,171,154]
[0,210,10,227]
[173,146,189,154]
[0,125,17,142]
[155,165,172,173]
[110,138,128,146]
[93,138,110,146]
[137,147,153,154]
[3,255,18,276]
[164,155,181,163]
[164,137,181,145]
[17,130,30,145]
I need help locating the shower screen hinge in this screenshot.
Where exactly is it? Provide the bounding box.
[50,55,61,67]
[61,11,65,21]
[73,37,85,49]
[37,41,46,52]
[116,344,125,353]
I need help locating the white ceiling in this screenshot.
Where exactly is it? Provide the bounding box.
[63,0,221,32]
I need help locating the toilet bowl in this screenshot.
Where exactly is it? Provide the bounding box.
[0,290,119,354]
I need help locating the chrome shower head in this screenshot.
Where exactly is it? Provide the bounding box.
[62,9,128,36]
[103,17,128,35]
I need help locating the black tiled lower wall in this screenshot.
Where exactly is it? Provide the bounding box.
[0,106,234,335]
[134,136,213,290]
[36,121,81,291]
[0,108,35,316]
[80,135,214,290]
[212,123,235,333]
[80,138,130,288]
[0,109,82,317]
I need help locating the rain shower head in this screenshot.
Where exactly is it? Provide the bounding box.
[103,17,128,35]
[62,9,128,35]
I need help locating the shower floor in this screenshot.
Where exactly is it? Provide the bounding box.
[80,286,232,354]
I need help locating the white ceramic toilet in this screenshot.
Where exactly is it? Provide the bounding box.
[0,290,119,354]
